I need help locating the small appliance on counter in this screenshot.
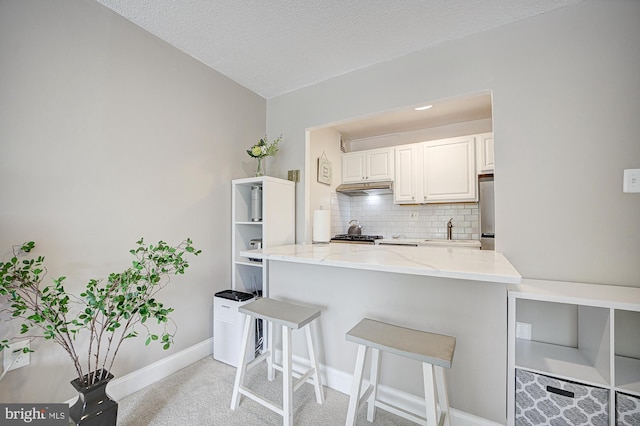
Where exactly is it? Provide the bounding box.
[249,238,262,250]
[347,219,363,235]
[248,238,262,262]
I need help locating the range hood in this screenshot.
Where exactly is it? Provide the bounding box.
[335,181,393,196]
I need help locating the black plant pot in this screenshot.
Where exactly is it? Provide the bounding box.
[69,369,118,426]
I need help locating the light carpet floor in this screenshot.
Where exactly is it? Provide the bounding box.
[117,356,416,425]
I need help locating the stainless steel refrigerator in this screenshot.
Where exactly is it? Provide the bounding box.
[479,174,495,250]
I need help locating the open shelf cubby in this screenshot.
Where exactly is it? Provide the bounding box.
[615,309,640,395]
[231,177,295,297]
[507,279,640,426]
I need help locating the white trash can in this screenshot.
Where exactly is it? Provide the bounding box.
[213,290,255,367]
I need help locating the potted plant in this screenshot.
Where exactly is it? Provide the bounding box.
[0,238,201,425]
[246,134,281,176]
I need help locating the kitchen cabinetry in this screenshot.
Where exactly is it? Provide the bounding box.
[476,132,494,173]
[341,147,394,183]
[422,135,476,202]
[231,176,295,296]
[507,279,640,426]
[393,143,420,203]
[394,135,477,204]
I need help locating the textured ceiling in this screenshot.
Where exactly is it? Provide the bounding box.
[94,0,582,99]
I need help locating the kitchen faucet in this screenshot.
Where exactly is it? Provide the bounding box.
[447,218,453,240]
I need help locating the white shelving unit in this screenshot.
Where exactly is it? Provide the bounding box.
[507,279,640,426]
[231,176,295,297]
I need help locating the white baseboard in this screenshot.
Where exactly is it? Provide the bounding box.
[65,339,502,426]
[290,353,504,426]
[66,338,213,405]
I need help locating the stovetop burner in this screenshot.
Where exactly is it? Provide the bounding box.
[330,234,383,244]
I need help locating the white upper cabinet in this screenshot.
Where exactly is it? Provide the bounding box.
[394,134,483,204]
[422,135,477,202]
[476,132,494,173]
[342,153,365,182]
[342,148,394,183]
[394,144,420,203]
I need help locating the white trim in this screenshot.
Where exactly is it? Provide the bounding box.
[65,339,502,425]
[66,338,213,405]
[290,353,503,426]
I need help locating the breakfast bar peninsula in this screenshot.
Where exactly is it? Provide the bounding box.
[240,243,521,424]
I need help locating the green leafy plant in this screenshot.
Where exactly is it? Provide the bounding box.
[246,134,281,159]
[0,238,201,385]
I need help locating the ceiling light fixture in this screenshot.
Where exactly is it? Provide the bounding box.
[414,105,433,111]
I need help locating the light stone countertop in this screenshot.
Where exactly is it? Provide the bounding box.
[240,243,521,284]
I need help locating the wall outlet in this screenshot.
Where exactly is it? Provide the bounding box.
[515,322,532,340]
[3,340,30,371]
[409,211,419,220]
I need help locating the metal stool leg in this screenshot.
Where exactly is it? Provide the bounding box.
[345,344,367,425]
[422,363,438,426]
[230,313,254,410]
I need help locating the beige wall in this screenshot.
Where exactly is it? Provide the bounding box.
[307,127,343,238]
[2,0,638,413]
[0,0,265,402]
[267,0,640,286]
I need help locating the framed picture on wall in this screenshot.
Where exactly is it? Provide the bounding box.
[317,153,332,185]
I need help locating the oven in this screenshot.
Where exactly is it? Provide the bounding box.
[330,234,383,245]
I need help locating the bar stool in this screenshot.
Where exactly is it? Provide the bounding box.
[230,297,324,426]
[345,318,456,426]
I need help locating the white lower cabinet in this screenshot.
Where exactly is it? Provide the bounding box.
[508,279,640,426]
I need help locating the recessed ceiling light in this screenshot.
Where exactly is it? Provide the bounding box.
[414,105,433,111]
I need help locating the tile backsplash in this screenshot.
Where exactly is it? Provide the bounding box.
[330,193,479,240]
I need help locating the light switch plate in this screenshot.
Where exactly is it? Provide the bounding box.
[623,169,640,193]
[287,169,300,182]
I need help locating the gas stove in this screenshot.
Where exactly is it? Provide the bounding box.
[330,234,383,245]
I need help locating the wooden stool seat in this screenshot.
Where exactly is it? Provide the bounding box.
[230,298,324,426]
[345,318,456,426]
[239,297,321,329]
